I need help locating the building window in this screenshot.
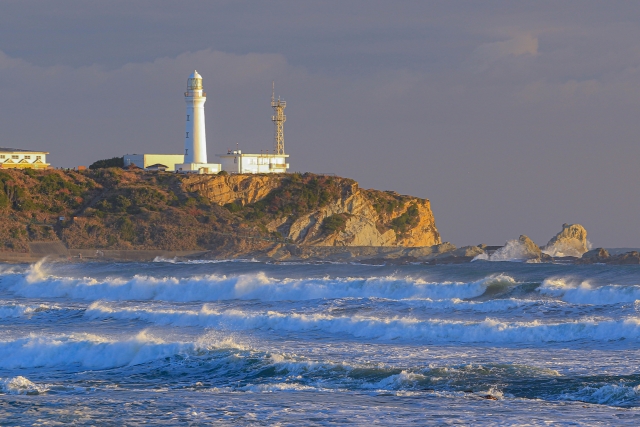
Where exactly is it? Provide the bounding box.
[234,157,237,164]
[12,155,18,159]
[0,155,4,159]
[187,115,190,121]
[36,156,41,160]
[24,155,30,159]
[186,132,189,138]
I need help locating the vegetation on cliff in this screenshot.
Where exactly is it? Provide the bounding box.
[89,157,124,170]
[0,169,440,252]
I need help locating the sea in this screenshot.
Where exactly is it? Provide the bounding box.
[0,258,640,426]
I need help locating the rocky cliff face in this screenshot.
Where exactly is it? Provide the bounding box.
[183,173,441,247]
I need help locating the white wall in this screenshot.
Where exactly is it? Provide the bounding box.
[124,154,185,171]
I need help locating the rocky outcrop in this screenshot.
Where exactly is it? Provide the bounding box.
[432,245,485,264]
[578,248,640,265]
[517,235,542,260]
[182,174,283,206]
[184,174,441,247]
[474,235,542,262]
[579,248,610,263]
[542,224,589,257]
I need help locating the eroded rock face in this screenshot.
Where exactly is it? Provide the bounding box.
[184,174,441,247]
[542,224,589,257]
[517,235,542,260]
[291,193,440,247]
[182,174,284,206]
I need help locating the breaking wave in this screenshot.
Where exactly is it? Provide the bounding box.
[473,240,537,262]
[86,303,640,343]
[0,376,47,395]
[0,263,512,302]
[559,383,640,406]
[539,277,640,304]
[0,302,59,318]
[0,331,248,370]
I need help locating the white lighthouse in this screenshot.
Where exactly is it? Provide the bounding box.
[175,71,221,173]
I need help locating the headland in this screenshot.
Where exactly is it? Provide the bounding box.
[0,168,636,265]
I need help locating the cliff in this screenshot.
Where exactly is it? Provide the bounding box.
[182,174,440,247]
[0,169,441,256]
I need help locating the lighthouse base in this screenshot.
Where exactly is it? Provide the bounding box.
[175,162,221,174]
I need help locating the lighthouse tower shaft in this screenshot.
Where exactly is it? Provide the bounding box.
[271,83,286,155]
[184,71,207,163]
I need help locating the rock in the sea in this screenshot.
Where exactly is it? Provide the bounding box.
[474,235,542,262]
[433,245,485,264]
[609,251,640,265]
[542,224,589,258]
[583,248,610,260]
[517,235,542,260]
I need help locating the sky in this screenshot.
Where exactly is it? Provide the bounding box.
[1,0,639,247]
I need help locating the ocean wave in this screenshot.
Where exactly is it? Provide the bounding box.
[403,296,566,313]
[559,383,640,406]
[0,302,59,318]
[153,257,260,264]
[1,262,509,302]
[0,376,47,395]
[473,240,534,262]
[0,331,204,369]
[86,303,640,343]
[539,277,640,304]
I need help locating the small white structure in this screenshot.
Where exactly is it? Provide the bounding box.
[123,154,185,172]
[218,150,289,174]
[0,147,49,169]
[216,84,290,174]
[174,71,221,174]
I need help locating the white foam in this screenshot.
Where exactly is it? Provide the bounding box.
[85,303,640,343]
[0,302,58,318]
[2,265,506,302]
[407,297,548,313]
[0,376,47,395]
[559,383,640,406]
[0,331,206,369]
[540,277,640,304]
[153,257,259,264]
[473,240,535,262]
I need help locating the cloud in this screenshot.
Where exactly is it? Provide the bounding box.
[470,34,538,70]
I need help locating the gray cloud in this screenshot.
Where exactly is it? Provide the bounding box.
[1,1,640,247]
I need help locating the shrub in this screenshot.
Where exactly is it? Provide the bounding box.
[322,214,349,233]
[391,204,420,234]
[89,157,124,170]
[224,202,243,213]
[117,217,136,242]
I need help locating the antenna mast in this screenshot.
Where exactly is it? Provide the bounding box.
[271,82,286,155]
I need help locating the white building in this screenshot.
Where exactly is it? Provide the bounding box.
[218,150,289,174]
[0,147,49,169]
[174,71,221,174]
[123,154,185,171]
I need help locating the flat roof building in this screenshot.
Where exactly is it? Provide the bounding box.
[217,150,289,174]
[123,154,185,172]
[0,148,49,169]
